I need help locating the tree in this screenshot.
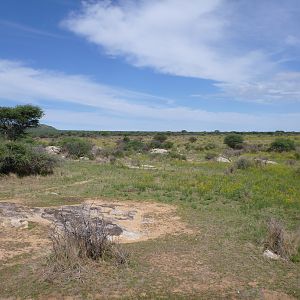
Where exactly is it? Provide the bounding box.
[0,105,44,140]
[224,134,244,149]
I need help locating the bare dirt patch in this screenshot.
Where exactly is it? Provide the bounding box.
[0,200,190,262]
[147,250,241,295]
[260,289,296,300]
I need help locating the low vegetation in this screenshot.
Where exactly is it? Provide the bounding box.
[0,141,57,176]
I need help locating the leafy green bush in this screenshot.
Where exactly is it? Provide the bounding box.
[269,138,296,152]
[205,152,217,160]
[153,133,168,143]
[204,142,216,150]
[122,139,145,151]
[235,157,253,170]
[224,134,244,149]
[162,141,174,149]
[123,136,130,143]
[60,137,92,158]
[0,142,57,176]
[168,151,186,160]
[149,134,173,149]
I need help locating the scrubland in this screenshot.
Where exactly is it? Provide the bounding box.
[0,132,299,299]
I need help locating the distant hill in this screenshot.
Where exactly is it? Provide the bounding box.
[27,124,59,137]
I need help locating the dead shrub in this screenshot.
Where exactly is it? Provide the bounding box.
[264,218,300,260]
[222,148,244,158]
[47,206,129,276]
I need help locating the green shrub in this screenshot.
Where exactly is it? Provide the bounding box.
[269,138,296,152]
[189,137,197,143]
[205,152,217,160]
[123,136,130,143]
[123,139,145,151]
[204,142,216,150]
[195,145,204,151]
[149,139,173,149]
[113,149,125,158]
[162,141,174,149]
[224,134,244,149]
[0,142,57,176]
[60,137,92,158]
[153,133,168,143]
[168,151,186,160]
[235,157,253,170]
[148,133,174,149]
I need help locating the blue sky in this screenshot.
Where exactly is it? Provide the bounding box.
[0,0,300,131]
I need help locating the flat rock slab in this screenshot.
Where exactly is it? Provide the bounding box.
[0,200,190,261]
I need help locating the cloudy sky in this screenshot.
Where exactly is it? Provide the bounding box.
[0,0,300,131]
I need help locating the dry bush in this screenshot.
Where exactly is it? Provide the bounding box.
[222,148,244,158]
[242,143,265,153]
[46,206,129,277]
[265,218,300,260]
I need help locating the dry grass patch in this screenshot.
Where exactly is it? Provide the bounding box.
[265,218,300,260]
[45,206,129,282]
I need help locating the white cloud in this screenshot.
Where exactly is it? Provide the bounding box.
[0,20,64,39]
[216,72,300,103]
[62,0,275,83]
[62,0,300,103]
[0,59,299,130]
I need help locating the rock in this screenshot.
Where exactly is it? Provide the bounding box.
[45,146,61,155]
[265,160,278,165]
[263,249,280,260]
[126,164,156,170]
[141,164,156,169]
[121,229,142,240]
[79,156,90,161]
[10,219,29,229]
[255,159,278,165]
[216,156,231,163]
[42,205,123,236]
[150,148,168,154]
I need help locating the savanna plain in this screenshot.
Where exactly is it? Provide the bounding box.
[0,131,300,299]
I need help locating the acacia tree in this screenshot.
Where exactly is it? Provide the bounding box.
[0,105,44,140]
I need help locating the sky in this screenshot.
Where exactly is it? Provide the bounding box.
[0,0,300,131]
